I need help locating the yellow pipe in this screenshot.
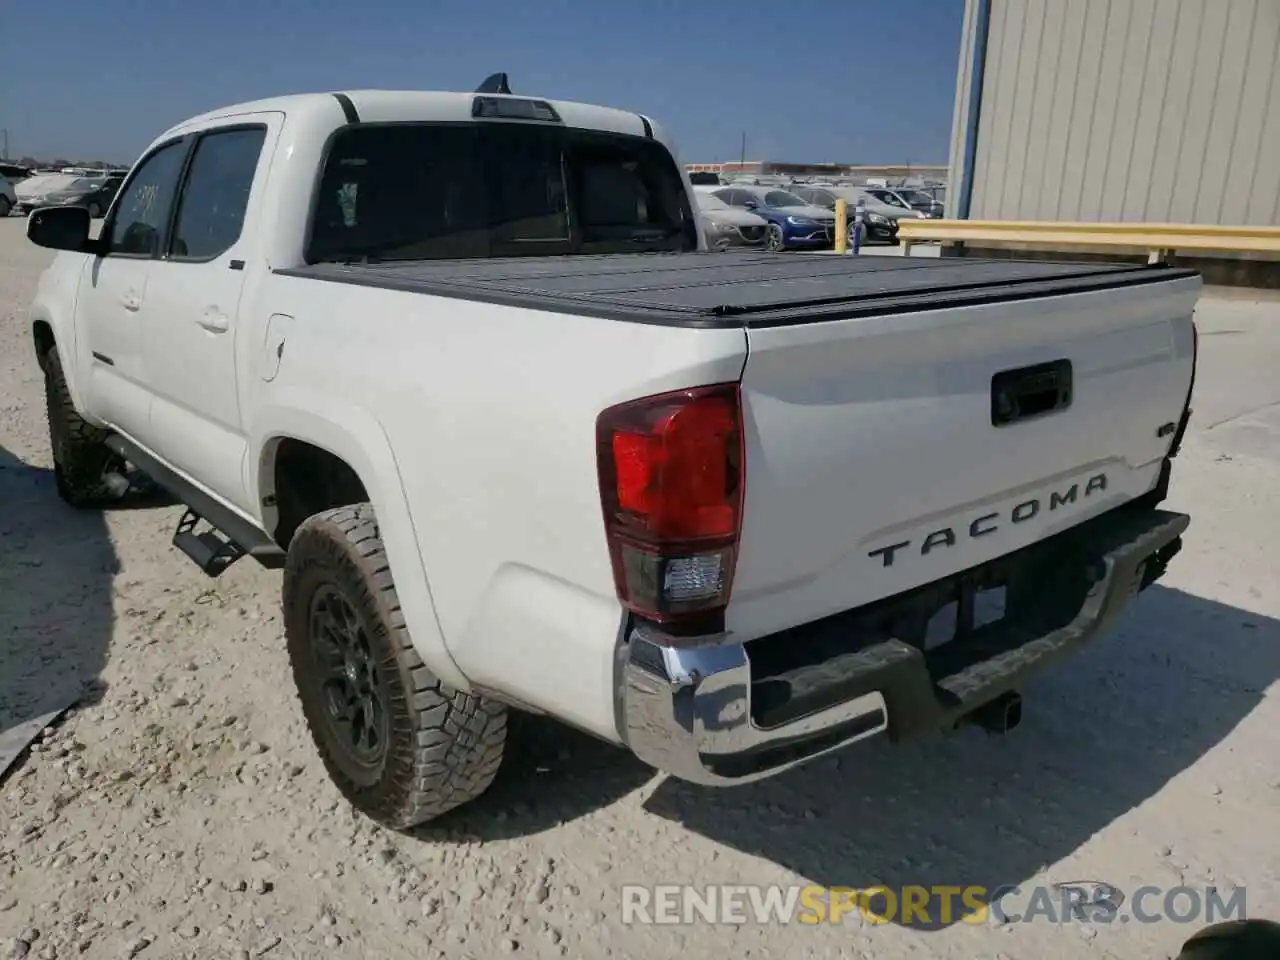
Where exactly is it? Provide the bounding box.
[834,199,848,255]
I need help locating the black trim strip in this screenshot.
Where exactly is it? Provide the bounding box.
[332,93,360,124]
[229,259,245,271]
[273,262,1200,330]
[92,351,115,366]
[639,114,654,138]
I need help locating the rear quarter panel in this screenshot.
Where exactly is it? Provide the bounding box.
[254,276,747,739]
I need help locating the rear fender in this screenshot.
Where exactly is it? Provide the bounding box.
[250,392,466,690]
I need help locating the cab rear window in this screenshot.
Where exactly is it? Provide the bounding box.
[307,122,697,263]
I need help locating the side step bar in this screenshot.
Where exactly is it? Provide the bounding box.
[104,436,286,576]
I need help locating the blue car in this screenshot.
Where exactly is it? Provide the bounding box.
[709,186,836,251]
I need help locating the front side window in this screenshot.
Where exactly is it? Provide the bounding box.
[107,142,188,256]
[307,122,695,263]
[171,127,266,260]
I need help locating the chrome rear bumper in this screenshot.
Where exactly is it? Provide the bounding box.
[618,506,1189,787]
[620,626,888,785]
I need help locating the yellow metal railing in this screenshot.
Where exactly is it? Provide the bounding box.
[896,219,1280,262]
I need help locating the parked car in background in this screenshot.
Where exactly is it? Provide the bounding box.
[693,189,769,249]
[0,179,14,217]
[864,187,938,219]
[892,188,944,218]
[15,173,125,218]
[788,185,900,245]
[711,185,835,251]
[687,171,722,185]
[2,162,34,184]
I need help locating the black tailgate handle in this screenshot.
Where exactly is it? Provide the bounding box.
[991,359,1073,426]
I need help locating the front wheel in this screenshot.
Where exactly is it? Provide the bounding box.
[765,223,785,252]
[0,196,11,218]
[43,346,125,507]
[284,504,507,829]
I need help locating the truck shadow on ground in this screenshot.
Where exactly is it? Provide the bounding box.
[640,585,1280,930]
[0,445,149,769]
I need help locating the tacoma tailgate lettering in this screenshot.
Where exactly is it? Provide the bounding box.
[868,472,1110,568]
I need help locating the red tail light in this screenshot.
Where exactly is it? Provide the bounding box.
[596,383,745,633]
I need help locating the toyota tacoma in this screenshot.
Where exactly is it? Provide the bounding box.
[25,78,1198,829]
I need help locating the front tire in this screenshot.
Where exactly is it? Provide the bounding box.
[284,504,507,829]
[43,346,124,507]
[0,196,11,218]
[765,223,785,252]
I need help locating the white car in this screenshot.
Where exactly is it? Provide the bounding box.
[694,189,769,249]
[27,85,1198,829]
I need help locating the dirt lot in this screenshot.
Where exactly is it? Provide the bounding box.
[2,217,1278,960]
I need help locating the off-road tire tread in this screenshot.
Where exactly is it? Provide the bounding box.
[43,345,120,507]
[284,503,506,829]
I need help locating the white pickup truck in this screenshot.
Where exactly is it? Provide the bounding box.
[26,79,1198,830]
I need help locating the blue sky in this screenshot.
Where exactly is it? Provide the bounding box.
[3,0,964,167]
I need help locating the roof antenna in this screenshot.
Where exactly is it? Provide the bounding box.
[475,72,512,95]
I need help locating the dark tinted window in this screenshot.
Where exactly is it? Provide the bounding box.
[171,127,266,260]
[308,122,695,263]
[764,190,806,208]
[107,141,188,256]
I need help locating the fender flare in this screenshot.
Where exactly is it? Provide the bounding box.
[30,304,91,417]
[250,391,468,690]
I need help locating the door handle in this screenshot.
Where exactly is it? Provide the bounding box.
[120,291,142,312]
[197,309,230,334]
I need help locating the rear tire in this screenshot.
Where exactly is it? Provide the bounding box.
[284,504,507,829]
[43,346,124,507]
[0,196,11,218]
[766,223,785,252]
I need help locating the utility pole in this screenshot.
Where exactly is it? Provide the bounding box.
[739,130,746,170]
[0,129,9,161]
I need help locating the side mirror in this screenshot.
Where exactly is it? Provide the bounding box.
[27,206,92,252]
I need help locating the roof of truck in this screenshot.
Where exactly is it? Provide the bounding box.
[161,90,655,142]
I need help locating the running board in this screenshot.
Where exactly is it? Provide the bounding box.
[103,436,286,575]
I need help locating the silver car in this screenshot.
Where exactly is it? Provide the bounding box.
[694,190,770,250]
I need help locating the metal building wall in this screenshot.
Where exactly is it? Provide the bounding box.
[952,0,1280,226]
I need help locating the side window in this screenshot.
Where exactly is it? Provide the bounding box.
[106,141,188,256]
[170,127,267,261]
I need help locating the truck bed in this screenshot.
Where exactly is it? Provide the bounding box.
[277,253,1198,328]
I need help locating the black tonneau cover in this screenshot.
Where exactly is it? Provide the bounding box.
[276,253,1198,328]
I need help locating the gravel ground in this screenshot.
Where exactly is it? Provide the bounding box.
[2,217,1277,960]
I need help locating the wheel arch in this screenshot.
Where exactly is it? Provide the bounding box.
[252,395,467,689]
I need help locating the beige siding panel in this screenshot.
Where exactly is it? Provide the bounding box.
[1058,0,1111,220]
[1078,0,1131,221]
[998,0,1047,217]
[1220,4,1279,223]
[1191,0,1257,223]
[1120,3,1175,220]
[1249,13,1280,224]
[969,0,1020,217]
[1099,0,1157,219]
[1036,1,1083,219]
[965,0,1280,226]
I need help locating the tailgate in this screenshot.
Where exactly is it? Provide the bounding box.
[727,273,1199,642]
